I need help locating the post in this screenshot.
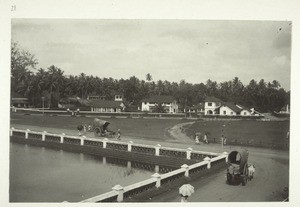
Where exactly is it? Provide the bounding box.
[186,147,193,160]
[151,173,161,188]
[10,127,14,136]
[112,185,124,202]
[81,136,85,145]
[181,164,189,177]
[103,138,108,148]
[25,129,30,139]
[128,141,133,152]
[42,131,47,141]
[155,144,161,156]
[60,133,65,143]
[204,157,211,169]
[221,137,224,149]
[155,165,159,173]
[42,96,45,122]
[223,152,228,162]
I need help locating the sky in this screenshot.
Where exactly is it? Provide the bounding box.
[11,19,291,90]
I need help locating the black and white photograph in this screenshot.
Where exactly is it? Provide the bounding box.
[1,0,300,206]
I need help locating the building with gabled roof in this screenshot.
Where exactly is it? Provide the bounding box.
[204,96,262,117]
[11,91,30,108]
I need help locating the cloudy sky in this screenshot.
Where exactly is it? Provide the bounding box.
[12,19,291,90]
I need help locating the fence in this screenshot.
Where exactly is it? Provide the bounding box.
[10,128,219,161]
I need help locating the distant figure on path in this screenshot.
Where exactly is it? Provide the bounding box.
[195,134,200,144]
[203,133,208,144]
[223,137,227,145]
[117,129,121,140]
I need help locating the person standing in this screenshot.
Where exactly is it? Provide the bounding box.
[195,134,200,144]
[203,133,208,144]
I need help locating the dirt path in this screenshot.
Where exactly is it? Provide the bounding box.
[167,122,195,144]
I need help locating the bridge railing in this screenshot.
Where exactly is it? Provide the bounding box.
[10,128,221,161]
[80,153,228,202]
[10,127,228,203]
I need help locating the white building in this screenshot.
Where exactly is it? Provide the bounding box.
[204,97,222,115]
[141,95,178,113]
[204,96,261,117]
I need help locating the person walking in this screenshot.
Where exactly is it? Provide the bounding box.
[117,129,121,140]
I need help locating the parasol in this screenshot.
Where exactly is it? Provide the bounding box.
[179,184,194,197]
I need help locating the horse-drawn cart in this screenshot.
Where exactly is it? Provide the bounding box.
[226,149,249,186]
[93,118,116,138]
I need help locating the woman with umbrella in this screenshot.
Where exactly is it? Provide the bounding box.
[179,184,194,202]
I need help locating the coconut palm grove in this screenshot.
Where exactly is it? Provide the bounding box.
[11,42,290,113]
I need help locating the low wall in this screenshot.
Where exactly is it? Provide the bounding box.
[10,128,219,161]
[80,154,227,202]
[10,128,227,203]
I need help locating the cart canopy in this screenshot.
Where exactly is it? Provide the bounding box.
[228,149,249,171]
[93,118,110,131]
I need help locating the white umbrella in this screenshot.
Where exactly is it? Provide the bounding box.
[179,184,194,197]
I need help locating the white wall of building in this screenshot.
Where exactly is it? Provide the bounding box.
[141,101,178,113]
[240,109,251,116]
[219,106,236,116]
[204,101,221,115]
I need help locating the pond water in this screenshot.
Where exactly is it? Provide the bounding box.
[10,142,171,202]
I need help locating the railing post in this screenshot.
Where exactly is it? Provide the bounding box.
[223,152,228,162]
[127,161,131,170]
[151,173,161,188]
[204,157,211,169]
[181,164,189,177]
[155,144,161,156]
[112,185,124,202]
[25,129,30,139]
[81,136,85,145]
[128,141,133,152]
[155,165,159,173]
[186,147,193,160]
[10,127,14,136]
[103,138,108,148]
[60,133,65,143]
[42,131,47,141]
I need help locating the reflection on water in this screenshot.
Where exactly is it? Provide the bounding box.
[9,142,174,202]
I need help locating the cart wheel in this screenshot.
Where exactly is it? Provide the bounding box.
[226,173,232,184]
[94,127,101,137]
[242,176,247,186]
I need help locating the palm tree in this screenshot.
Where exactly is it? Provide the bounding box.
[146,73,152,82]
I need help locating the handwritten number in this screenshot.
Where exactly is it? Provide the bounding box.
[11,5,16,12]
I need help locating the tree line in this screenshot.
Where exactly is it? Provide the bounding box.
[11,42,290,112]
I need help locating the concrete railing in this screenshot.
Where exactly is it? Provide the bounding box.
[80,153,228,202]
[10,127,228,203]
[10,128,220,160]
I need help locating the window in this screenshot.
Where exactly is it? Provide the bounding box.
[244,112,247,115]
[223,111,226,115]
[208,102,212,106]
[231,112,234,115]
